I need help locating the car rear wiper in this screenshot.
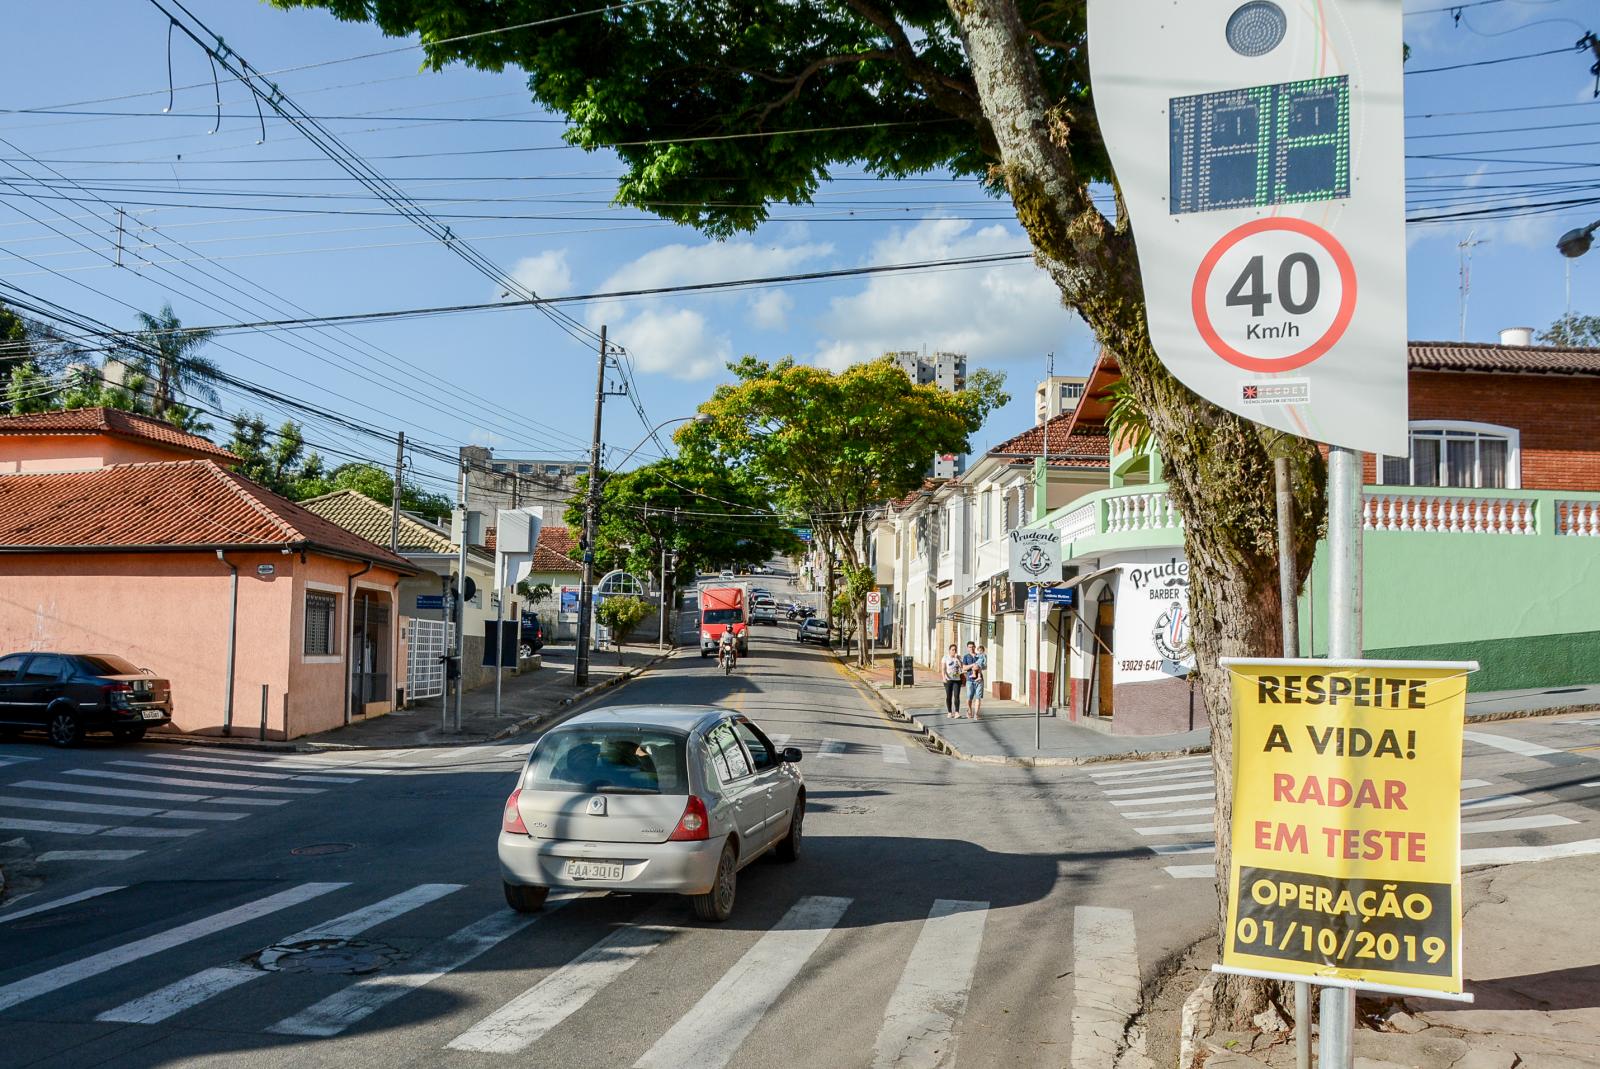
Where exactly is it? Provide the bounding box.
[593,785,657,794]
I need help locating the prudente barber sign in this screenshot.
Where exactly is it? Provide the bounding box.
[1087,0,1408,456]
[1219,658,1476,996]
[1008,529,1060,583]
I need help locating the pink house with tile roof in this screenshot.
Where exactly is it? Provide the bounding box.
[0,411,414,740]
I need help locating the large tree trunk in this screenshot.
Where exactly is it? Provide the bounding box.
[951,0,1327,1027]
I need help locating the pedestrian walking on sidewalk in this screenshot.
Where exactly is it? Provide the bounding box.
[963,642,987,719]
[941,645,964,716]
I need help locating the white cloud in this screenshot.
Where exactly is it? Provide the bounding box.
[587,236,833,380]
[747,290,792,330]
[508,249,573,297]
[811,217,1088,370]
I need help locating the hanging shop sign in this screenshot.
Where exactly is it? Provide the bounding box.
[1112,553,1195,684]
[1086,0,1408,455]
[1218,657,1477,997]
[1008,529,1061,584]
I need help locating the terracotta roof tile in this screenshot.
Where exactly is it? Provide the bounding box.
[0,406,240,463]
[0,460,413,570]
[989,412,1110,463]
[533,525,581,572]
[299,488,458,556]
[1408,340,1600,376]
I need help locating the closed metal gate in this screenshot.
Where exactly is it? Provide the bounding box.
[407,619,453,701]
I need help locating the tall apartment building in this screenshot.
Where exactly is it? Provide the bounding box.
[1035,375,1089,425]
[459,445,588,524]
[890,350,969,477]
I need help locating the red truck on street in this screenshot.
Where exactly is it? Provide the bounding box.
[699,584,749,657]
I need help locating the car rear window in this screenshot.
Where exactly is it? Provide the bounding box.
[77,654,141,675]
[525,727,688,795]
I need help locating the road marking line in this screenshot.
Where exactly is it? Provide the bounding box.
[111,759,357,785]
[817,739,845,759]
[1164,865,1216,879]
[0,882,344,1012]
[0,755,40,767]
[156,752,390,776]
[1122,807,1214,821]
[1149,843,1215,856]
[0,794,158,818]
[0,886,124,926]
[9,780,287,806]
[1135,823,1212,837]
[1104,781,1214,797]
[65,770,324,795]
[1460,795,1533,812]
[0,816,105,835]
[101,826,203,838]
[870,899,988,1069]
[1085,756,1210,778]
[881,744,909,765]
[267,895,579,1037]
[1092,768,1213,786]
[1460,814,1577,834]
[1463,730,1560,758]
[1462,838,1600,866]
[1072,907,1152,1069]
[38,849,145,861]
[447,923,677,1053]
[634,895,852,1069]
[1110,793,1214,808]
[1460,779,1493,790]
[767,735,791,751]
[99,883,464,1025]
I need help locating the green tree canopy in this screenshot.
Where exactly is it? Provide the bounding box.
[127,303,222,419]
[565,457,798,591]
[1540,312,1600,348]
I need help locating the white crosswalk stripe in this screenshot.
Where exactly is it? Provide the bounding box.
[99,884,464,1024]
[268,894,581,1037]
[881,744,909,765]
[1110,792,1214,807]
[1459,793,1534,812]
[38,849,145,862]
[9,780,288,805]
[1163,864,1216,879]
[65,769,324,795]
[0,886,124,926]
[634,896,852,1069]
[817,739,845,759]
[0,793,247,822]
[1086,756,1211,779]
[102,826,202,838]
[110,759,358,785]
[0,882,345,1012]
[1463,838,1600,866]
[871,899,987,1069]
[0,754,40,768]
[1460,814,1577,834]
[1135,822,1212,837]
[1122,806,1213,821]
[1071,907,1151,1069]
[1463,730,1560,758]
[0,816,107,835]
[1150,842,1214,856]
[1090,767,1212,785]
[1105,780,1212,797]
[448,923,678,1053]
[767,734,791,751]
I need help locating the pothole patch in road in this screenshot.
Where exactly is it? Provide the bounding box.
[831,804,871,815]
[289,842,354,856]
[248,938,402,975]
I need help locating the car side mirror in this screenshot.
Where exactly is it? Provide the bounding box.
[782,747,803,764]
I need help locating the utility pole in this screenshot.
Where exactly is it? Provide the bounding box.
[1273,451,1310,1069]
[390,431,405,552]
[453,462,469,733]
[575,326,607,686]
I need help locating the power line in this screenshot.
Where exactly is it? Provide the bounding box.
[1404,44,1581,75]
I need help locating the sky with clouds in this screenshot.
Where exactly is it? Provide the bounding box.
[3,1,1597,497]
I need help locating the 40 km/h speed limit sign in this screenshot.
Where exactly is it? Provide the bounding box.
[1088,0,1409,456]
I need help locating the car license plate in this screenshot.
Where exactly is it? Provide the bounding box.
[141,710,165,720]
[565,860,623,881]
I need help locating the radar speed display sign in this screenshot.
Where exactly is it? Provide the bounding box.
[1087,0,1408,456]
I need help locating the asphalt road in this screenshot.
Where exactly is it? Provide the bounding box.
[1,610,1597,1068]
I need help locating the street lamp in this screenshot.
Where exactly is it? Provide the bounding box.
[574,414,710,684]
[1556,220,1600,259]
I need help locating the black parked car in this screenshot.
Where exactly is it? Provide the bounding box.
[519,612,546,659]
[0,652,172,747]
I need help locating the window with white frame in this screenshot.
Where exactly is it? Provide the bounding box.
[980,488,992,542]
[1377,422,1519,490]
[1060,382,1084,401]
[305,592,338,656]
[941,503,954,557]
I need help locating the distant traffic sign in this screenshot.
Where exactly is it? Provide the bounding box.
[415,595,446,610]
[865,591,882,613]
[1029,586,1075,606]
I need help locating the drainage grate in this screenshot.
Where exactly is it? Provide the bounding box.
[290,843,354,857]
[249,938,401,975]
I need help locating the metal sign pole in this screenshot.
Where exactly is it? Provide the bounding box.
[1033,588,1042,751]
[1273,455,1311,1069]
[1320,444,1364,1069]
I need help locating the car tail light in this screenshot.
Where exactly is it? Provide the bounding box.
[105,682,133,705]
[668,795,710,841]
[502,789,530,835]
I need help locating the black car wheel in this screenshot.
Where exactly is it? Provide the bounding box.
[503,882,549,913]
[692,842,738,922]
[112,724,147,743]
[775,799,804,862]
[47,710,85,748]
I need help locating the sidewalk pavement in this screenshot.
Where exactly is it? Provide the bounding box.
[144,642,676,752]
[845,654,1600,767]
[1196,851,1600,1069]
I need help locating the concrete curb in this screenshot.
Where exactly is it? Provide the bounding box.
[485,648,677,742]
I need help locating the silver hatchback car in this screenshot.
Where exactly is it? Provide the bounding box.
[499,706,805,922]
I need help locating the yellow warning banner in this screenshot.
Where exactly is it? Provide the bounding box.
[1219,658,1475,995]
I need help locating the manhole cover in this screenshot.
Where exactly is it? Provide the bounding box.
[248,938,401,975]
[290,842,353,856]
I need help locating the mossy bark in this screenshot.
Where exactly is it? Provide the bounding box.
[952,0,1328,1026]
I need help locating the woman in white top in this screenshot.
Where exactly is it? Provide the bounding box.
[941,644,964,717]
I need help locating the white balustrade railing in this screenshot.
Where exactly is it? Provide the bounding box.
[1104,491,1184,534]
[1362,492,1537,535]
[1557,499,1600,536]
[1055,502,1099,543]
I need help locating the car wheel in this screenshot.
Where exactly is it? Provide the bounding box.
[774,799,804,863]
[47,710,85,748]
[503,882,549,913]
[111,724,147,744]
[693,842,738,922]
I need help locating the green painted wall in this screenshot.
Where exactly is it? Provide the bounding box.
[1359,631,1600,692]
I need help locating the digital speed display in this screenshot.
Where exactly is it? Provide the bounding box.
[1170,76,1350,215]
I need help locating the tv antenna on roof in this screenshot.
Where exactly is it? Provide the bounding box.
[1458,230,1489,342]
